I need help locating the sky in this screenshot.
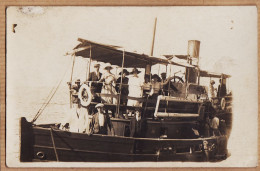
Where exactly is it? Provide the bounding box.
[6,6,258,167]
[6,6,256,88]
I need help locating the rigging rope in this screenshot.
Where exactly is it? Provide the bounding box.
[31,57,73,123]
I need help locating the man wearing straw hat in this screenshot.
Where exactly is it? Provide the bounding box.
[89,103,115,135]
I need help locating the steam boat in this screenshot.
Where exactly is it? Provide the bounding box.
[20,36,232,162]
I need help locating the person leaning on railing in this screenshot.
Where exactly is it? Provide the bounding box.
[160,72,179,96]
[149,74,175,99]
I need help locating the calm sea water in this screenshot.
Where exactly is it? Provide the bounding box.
[6,84,73,165]
[12,84,72,124]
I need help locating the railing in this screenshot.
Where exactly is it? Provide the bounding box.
[74,81,208,117]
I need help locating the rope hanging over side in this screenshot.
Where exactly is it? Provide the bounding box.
[31,57,73,123]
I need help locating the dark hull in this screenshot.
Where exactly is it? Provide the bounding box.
[21,117,228,162]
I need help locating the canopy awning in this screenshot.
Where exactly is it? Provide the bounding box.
[169,61,195,68]
[199,70,231,79]
[73,38,168,68]
[164,55,189,60]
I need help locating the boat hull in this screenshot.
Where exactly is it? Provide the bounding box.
[20,117,228,162]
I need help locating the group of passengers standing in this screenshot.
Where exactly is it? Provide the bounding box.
[63,63,225,137]
[87,63,179,107]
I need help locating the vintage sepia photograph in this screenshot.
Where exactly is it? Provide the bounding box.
[6,6,257,167]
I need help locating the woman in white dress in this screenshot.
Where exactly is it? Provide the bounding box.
[127,68,143,107]
[100,65,117,104]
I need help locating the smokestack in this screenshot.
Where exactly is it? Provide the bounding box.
[186,40,200,84]
[187,40,200,58]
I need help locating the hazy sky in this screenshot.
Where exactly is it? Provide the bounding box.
[7,6,257,88]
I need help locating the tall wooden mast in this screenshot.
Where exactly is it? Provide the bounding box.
[145,17,157,77]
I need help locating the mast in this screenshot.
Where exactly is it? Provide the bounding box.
[146,17,157,79]
[150,17,157,56]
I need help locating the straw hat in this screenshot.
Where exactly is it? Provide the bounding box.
[210,80,215,84]
[130,68,141,74]
[104,64,113,70]
[95,103,104,108]
[94,63,100,68]
[119,69,129,75]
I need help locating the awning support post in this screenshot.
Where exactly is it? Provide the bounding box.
[87,44,92,81]
[116,49,125,116]
[69,54,76,108]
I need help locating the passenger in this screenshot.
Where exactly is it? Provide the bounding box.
[88,63,103,102]
[66,79,81,114]
[160,72,179,96]
[217,79,227,98]
[208,80,216,101]
[127,68,143,107]
[100,65,117,104]
[210,113,221,136]
[142,75,151,97]
[115,69,129,105]
[61,79,87,133]
[116,69,129,116]
[149,74,174,99]
[130,108,146,138]
[89,103,115,135]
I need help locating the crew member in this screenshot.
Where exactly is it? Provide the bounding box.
[89,103,115,135]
